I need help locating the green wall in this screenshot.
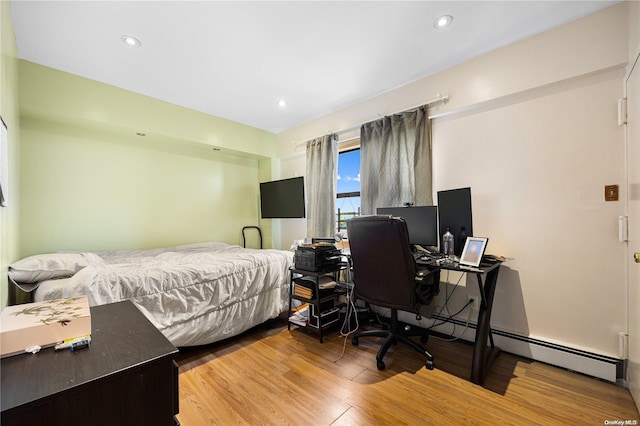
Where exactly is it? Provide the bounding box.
[19,61,277,255]
[1,1,21,307]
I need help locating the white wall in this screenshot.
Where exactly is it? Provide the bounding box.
[432,68,625,351]
[275,3,629,365]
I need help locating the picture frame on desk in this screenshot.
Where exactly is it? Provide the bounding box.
[459,237,488,267]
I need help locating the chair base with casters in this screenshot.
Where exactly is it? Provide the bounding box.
[352,308,434,371]
[346,215,439,372]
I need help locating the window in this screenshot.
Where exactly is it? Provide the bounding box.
[336,143,360,236]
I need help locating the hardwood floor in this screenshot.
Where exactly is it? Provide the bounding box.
[176,319,639,425]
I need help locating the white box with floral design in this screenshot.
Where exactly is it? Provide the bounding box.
[1,296,91,357]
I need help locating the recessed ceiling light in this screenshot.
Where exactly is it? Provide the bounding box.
[121,35,142,47]
[277,99,288,108]
[433,15,453,30]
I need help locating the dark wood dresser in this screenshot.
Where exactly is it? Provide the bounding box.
[1,300,179,425]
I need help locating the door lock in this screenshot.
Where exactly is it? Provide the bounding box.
[635,253,640,264]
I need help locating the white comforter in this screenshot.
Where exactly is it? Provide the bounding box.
[34,242,294,347]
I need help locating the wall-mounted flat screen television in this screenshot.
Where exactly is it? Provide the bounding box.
[260,177,306,219]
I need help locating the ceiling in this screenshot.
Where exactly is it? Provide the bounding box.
[10,1,618,134]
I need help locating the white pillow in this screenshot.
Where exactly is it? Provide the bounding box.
[8,253,89,283]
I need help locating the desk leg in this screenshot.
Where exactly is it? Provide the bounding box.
[288,270,293,331]
[471,266,501,385]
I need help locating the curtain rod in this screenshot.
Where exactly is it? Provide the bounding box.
[291,94,449,148]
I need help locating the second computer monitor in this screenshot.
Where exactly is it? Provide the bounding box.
[376,206,439,248]
[437,187,473,256]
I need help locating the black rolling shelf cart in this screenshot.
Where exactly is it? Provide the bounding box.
[288,265,344,343]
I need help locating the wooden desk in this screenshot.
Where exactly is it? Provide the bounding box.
[423,260,502,385]
[1,300,179,426]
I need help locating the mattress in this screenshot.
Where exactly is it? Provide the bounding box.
[12,242,294,347]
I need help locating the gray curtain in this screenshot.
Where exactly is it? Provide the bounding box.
[360,106,432,214]
[305,134,338,238]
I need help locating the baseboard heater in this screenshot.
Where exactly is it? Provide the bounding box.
[429,312,623,383]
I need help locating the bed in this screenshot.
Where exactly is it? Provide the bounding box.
[8,242,294,348]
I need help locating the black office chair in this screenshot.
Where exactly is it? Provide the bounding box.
[346,215,440,371]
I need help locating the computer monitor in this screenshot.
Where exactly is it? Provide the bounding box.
[437,187,473,256]
[376,206,439,248]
